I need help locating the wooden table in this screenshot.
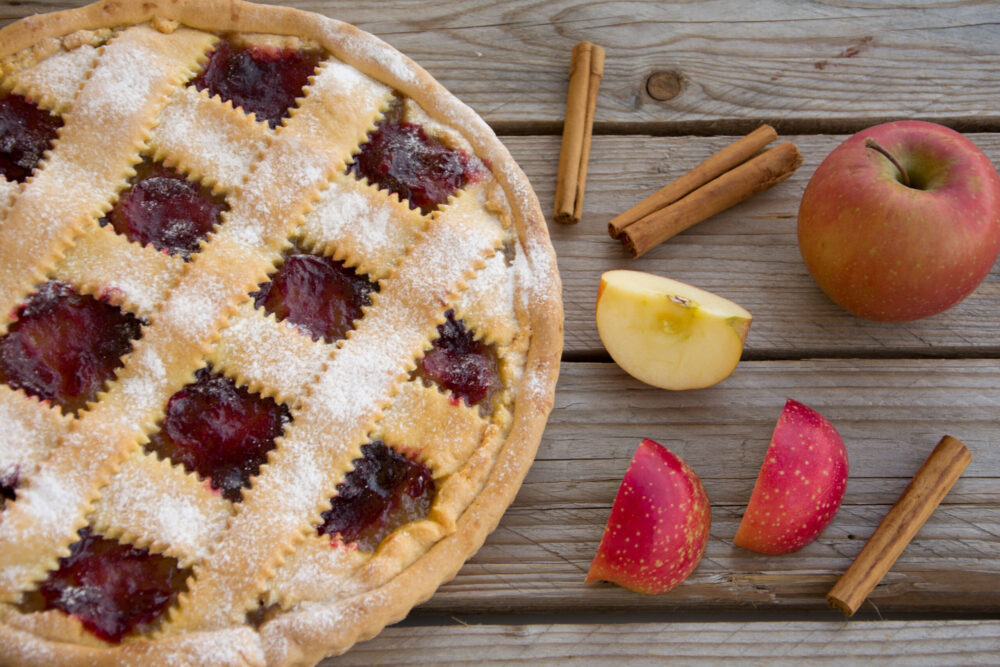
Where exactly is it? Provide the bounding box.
[5,1,999,663]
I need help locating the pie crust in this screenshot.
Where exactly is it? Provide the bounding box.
[0,2,562,665]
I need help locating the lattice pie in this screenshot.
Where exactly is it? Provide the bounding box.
[0,1,562,664]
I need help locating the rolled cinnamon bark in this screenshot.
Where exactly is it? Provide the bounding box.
[826,435,972,616]
[554,41,604,225]
[619,141,801,258]
[609,124,778,238]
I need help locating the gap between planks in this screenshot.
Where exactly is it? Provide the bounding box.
[325,619,1000,666]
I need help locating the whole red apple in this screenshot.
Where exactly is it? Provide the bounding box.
[734,399,848,555]
[798,120,1000,321]
[586,438,711,594]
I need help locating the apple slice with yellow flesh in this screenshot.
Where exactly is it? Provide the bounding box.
[596,270,752,390]
[586,438,711,594]
[734,399,849,554]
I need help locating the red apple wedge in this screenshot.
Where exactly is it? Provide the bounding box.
[586,438,711,594]
[734,399,849,554]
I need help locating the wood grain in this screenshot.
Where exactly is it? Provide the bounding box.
[4,1,1000,132]
[410,360,1000,615]
[1,0,998,661]
[503,133,1000,358]
[327,620,1000,665]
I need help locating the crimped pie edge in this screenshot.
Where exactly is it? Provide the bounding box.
[0,1,563,665]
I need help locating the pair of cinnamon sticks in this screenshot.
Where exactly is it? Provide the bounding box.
[610,125,801,257]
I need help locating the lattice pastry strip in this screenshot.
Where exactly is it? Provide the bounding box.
[207,300,330,407]
[0,26,216,328]
[267,390,484,609]
[375,379,487,479]
[298,171,427,281]
[164,189,506,633]
[50,220,184,318]
[88,449,233,567]
[0,33,394,599]
[0,3,562,663]
[452,250,518,347]
[150,85,270,194]
[0,385,71,490]
[8,42,100,115]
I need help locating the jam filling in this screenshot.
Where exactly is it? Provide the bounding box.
[348,100,485,215]
[318,442,434,552]
[146,367,290,502]
[0,467,17,510]
[37,528,188,643]
[252,249,378,344]
[193,39,322,128]
[416,309,500,407]
[0,94,63,183]
[104,161,226,258]
[0,282,142,414]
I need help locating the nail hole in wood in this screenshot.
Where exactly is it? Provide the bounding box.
[646,71,683,101]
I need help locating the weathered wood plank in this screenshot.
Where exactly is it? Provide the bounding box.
[4,1,999,131]
[503,133,1000,358]
[419,360,1000,614]
[327,620,1000,666]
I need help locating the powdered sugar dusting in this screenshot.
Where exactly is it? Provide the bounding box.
[309,329,402,428]
[109,344,168,430]
[17,457,87,540]
[301,177,421,277]
[331,29,418,86]
[455,251,515,333]
[152,87,269,191]
[214,304,328,400]
[260,589,389,665]
[94,451,230,562]
[270,537,367,605]
[0,392,60,476]
[223,136,328,250]
[128,627,264,666]
[161,272,229,341]
[74,39,162,126]
[513,237,558,313]
[13,44,97,111]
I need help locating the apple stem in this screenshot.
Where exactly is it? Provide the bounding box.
[865,138,911,188]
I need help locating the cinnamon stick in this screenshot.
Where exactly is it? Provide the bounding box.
[620,141,802,258]
[608,124,778,238]
[554,41,604,225]
[826,435,972,617]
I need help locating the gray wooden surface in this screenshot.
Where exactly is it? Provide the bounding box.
[3,0,999,663]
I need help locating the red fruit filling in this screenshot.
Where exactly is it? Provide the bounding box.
[146,367,290,502]
[416,309,499,407]
[193,39,321,128]
[252,250,377,343]
[318,441,434,552]
[37,528,188,643]
[0,94,63,183]
[0,282,142,414]
[348,101,485,215]
[104,161,226,258]
[0,467,17,510]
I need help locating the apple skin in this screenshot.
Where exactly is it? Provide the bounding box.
[734,399,848,555]
[798,120,1000,322]
[586,438,711,594]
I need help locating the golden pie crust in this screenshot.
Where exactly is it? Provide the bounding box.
[0,1,562,665]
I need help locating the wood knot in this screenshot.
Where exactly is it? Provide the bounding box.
[646,71,683,101]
